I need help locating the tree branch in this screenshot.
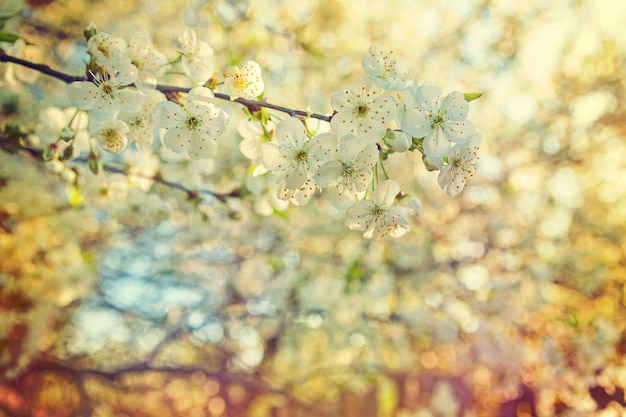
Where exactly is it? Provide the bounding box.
[0,138,242,204]
[0,50,333,123]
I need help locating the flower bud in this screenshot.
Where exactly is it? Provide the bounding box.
[83,22,98,41]
[60,127,75,142]
[43,143,59,161]
[88,150,101,174]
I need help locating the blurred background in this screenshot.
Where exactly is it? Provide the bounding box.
[1,0,625,416]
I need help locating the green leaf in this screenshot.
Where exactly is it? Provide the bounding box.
[0,9,20,30]
[464,92,483,102]
[0,31,20,43]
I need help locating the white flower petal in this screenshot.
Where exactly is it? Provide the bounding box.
[118,89,145,113]
[315,160,342,188]
[67,82,99,110]
[423,129,451,158]
[373,180,400,208]
[163,127,190,153]
[153,101,186,128]
[401,108,430,138]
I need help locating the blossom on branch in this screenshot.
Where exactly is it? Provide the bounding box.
[126,33,168,88]
[316,134,378,209]
[345,180,412,238]
[153,86,228,160]
[437,133,482,197]
[90,119,130,154]
[262,117,336,203]
[67,60,145,120]
[399,83,475,158]
[330,77,397,144]
[178,26,215,84]
[361,45,412,91]
[223,60,265,100]
[87,32,127,66]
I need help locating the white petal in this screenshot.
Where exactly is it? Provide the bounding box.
[188,132,217,159]
[276,117,307,148]
[284,162,308,190]
[414,83,442,113]
[153,101,185,128]
[163,127,190,153]
[261,143,286,170]
[423,129,451,158]
[444,119,475,143]
[315,160,342,188]
[187,86,215,104]
[67,82,99,110]
[373,180,400,208]
[330,111,358,138]
[118,89,145,113]
[442,91,469,119]
[401,108,431,138]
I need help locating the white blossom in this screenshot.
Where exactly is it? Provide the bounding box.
[399,83,475,158]
[67,60,145,120]
[437,133,482,197]
[153,86,228,160]
[178,26,215,84]
[261,117,336,193]
[361,45,412,91]
[87,32,127,66]
[316,134,378,209]
[126,33,168,88]
[238,118,276,176]
[224,60,265,100]
[90,119,130,154]
[330,77,397,144]
[345,180,412,238]
[119,89,165,152]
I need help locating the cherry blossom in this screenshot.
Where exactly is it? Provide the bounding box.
[437,133,482,197]
[177,26,215,84]
[399,83,475,158]
[345,180,412,238]
[330,77,397,144]
[67,60,145,120]
[90,119,130,154]
[361,45,412,91]
[87,32,127,66]
[261,117,336,194]
[223,60,265,99]
[316,134,378,209]
[125,33,168,88]
[153,86,228,160]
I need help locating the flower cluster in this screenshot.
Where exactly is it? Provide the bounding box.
[238,46,482,238]
[63,25,264,159]
[4,22,482,239]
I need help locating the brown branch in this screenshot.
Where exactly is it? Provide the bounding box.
[0,139,242,203]
[0,50,333,122]
[0,49,85,84]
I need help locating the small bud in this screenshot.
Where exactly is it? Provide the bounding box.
[62,143,74,160]
[422,154,440,172]
[43,143,59,161]
[83,22,98,41]
[88,150,101,174]
[60,127,75,142]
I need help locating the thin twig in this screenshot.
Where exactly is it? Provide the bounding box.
[0,50,333,122]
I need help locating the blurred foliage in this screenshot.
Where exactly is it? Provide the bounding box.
[1,0,626,416]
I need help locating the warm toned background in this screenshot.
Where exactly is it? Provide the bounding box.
[1,0,625,416]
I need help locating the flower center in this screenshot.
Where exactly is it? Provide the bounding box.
[431,110,448,129]
[355,103,369,118]
[295,150,308,162]
[185,116,201,131]
[101,128,118,140]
